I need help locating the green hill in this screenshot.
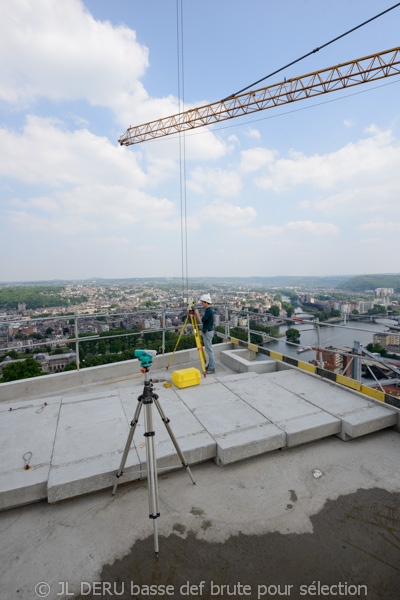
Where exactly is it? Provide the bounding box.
[338,274,400,293]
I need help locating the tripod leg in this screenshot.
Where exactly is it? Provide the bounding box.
[153,396,196,485]
[166,313,190,370]
[112,398,143,496]
[144,400,160,556]
[191,315,206,377]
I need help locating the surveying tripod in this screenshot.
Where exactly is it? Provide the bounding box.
[112,350,195,556]
[166,300,207,376]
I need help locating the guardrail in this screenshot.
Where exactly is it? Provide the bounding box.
[1,304,399,388]
[218,331,400,410]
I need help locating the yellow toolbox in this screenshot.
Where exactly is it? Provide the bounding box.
[171,367,201,389]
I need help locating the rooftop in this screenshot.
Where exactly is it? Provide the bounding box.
[1,343,400,599]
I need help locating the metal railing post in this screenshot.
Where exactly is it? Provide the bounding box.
[75,314,80,371]
[315,318,323,367]
[162,306,166,355]
[224,303,229,342]
[351,340,362,382]
[247,309,250,344]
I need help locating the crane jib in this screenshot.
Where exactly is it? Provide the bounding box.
[119,47,400,146]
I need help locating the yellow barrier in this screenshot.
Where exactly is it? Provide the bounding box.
[228,336,392,406]
[336,374,362,391]
[297,361,316,374]
[360,384,385,402]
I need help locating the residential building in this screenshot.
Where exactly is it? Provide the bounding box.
[375,288,394,297]
[373,333,400,352]
[355,300,375,313]
[322,346,342,371]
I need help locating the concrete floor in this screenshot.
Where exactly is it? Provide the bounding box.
[2,359,397,511]
[1,430,400,600]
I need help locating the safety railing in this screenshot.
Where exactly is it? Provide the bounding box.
[1,303,399,383]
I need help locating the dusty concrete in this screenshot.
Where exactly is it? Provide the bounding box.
[1,431,400,600]
[1,362,398,510]
[75,487,400,600]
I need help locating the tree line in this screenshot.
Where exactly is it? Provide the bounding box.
[0,286,88,310]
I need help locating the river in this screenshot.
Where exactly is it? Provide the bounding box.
[261,314,398,361]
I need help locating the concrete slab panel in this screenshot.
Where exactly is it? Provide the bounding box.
[176,383,267,434]
[119,385,216,475]
[47,391,139,503]
[0,397,61,510]
[341,406,398,439]
[267,369,398,440]
[216,424,285,464]
[175,381,285,463]
[224,376,341,447]
[0,467,49,511]
[61,389,120,405]
[277,412,341,447]
[47,450,141,504]
[52,394,129,465]
[215,372,258,384]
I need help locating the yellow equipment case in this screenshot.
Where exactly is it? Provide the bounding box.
[171,367,201,389]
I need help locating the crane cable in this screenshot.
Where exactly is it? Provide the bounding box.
[223,1,400,101]
[176,0,189,301]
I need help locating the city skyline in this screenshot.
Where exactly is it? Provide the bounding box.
[1,1,400,281]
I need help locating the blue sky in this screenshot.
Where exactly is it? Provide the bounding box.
[1,0,399,282]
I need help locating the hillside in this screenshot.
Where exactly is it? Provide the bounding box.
[338,274,400,293]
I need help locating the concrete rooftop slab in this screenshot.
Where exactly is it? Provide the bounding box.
[0,351,398,512]
[47,390,138,503]
[175,380,286,464]
[225,375,341,447]
[0,396,61,510]
[118,383,216,475]
[268,369,398,440]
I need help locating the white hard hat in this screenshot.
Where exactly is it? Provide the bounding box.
[200,293,212,304]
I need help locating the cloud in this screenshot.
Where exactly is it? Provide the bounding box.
[104,236,129,246]
[245,128,261,139]
[240,147,276,173]
[227,134,240,145]
[358,221,400,232]
[187,166,242,197]
[0,0,232,163]
[0,0,148,117]
[285,221,339,235]
[0,0,233,180]
[175,130,230,162]
[5,184,175,235]
[137,245,157,253]
[254,127,400,197]
[195,199,256,227]
[243,220,338,238]
[0,115,147,188]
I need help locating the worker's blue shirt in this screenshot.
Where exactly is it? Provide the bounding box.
[201,306,214,332]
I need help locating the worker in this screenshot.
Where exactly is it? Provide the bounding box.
[195,293,215,374]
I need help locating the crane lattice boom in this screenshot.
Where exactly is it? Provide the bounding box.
[119,47,400,146]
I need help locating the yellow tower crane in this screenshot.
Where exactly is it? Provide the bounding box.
[119,47,400,146]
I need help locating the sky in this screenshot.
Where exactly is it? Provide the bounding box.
[1,0,400,282]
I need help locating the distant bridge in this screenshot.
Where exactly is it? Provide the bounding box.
[350,314,400,326]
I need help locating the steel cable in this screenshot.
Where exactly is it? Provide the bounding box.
[223,2,400,100]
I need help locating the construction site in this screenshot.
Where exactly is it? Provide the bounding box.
[1,1,400,599]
